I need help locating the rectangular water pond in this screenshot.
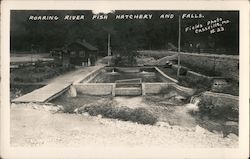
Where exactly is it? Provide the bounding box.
[88,67,173,83]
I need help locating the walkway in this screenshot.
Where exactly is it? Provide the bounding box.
[12,65,104,103]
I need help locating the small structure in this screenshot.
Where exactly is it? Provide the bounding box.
[51,40,98,67]
[67,39,98,66]
[50,48,69,67]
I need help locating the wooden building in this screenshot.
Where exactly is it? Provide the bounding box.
[67,40,98,66]
[51,40,98,67]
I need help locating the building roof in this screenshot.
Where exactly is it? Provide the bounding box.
[69,40,98,51]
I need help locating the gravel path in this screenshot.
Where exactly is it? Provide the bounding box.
[10,103,238,148]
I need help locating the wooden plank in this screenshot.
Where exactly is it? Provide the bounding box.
[12,83,71,103]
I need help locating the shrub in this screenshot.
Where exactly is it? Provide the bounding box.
[180,61,221,77]
[212,79,239,96]
[83,105,157,125]
[178,76,213,92]
[159,85,177,95]
[179,67,188,76]
[111,50,138,66]
[131,108,157,125]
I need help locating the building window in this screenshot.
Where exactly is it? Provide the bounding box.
[79,51,85,57]
[70,51,76,57]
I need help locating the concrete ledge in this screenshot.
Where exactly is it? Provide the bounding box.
[169,83,196,96]
[154,66,178,83]
[74,65,106,84]
[75,83,114,95]
[202,91,239,101]
[186,70,213,80]
[143,83,170,95]
[115,87,142,96]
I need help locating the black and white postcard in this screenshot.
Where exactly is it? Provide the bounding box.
[1,1,249,159]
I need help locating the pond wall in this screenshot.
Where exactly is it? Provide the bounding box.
[75,83,115,96]
[74,83,195,96]
[73,65,195,96]
[74,66,105,84]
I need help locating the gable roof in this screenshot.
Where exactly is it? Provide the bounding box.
[69,40,98,51]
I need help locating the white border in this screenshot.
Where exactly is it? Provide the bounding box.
[1,1,249,158]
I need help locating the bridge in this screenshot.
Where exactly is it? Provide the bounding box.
[12,65,104,103]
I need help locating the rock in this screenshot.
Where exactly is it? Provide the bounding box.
[185,103,199,112]
[40,105,62,113]
[57,105,64,111]
[32,105,38,109]
[175,95,186,100]
[195,125,206,134]
[77,106,86,113]
[11,103,16,107]
[74,108,79,113]
[83,112,89,117]
[156,121,170,128]
[212,130,223,135]
[226,133,238,140]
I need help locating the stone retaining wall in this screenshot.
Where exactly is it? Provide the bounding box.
[138,50,239,81]
[201,91,239,106]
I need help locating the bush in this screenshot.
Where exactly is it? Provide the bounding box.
[212,80,239,96]
[11,63,75,84]
[180,61,221,77]
[83,105,158,125]
[178,76,213,92]
[179,67,188,76]
[131,108,157,125]
[111,50,138,66]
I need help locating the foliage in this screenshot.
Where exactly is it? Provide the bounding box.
[178,76,213,92]
[83,104,158,125]
[180,61,221,77]
[10,84,44,100]
[52,94,108,113]
[198,96,239,121]
[111,50,138,66]
[11,63,75,83]
[11,10,239,55]
[212,79,239,96]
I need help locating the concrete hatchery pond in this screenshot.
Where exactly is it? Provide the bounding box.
[89,67,173,83]
[53,66,238,137]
